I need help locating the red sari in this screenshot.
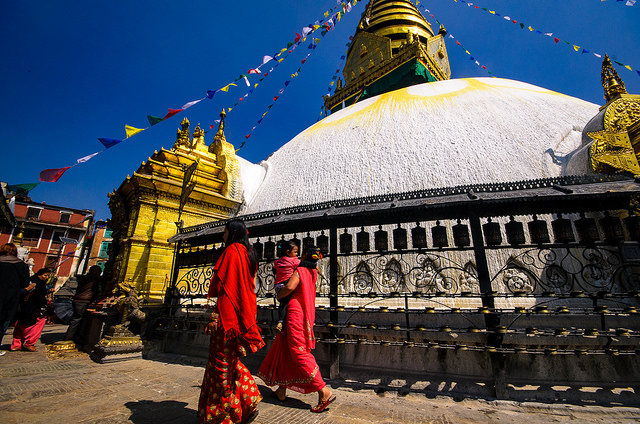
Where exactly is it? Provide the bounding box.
[257,267,325,394]
[198,243,265,424]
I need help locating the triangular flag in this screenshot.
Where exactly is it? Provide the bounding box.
[147,115,163,126]
[76,151,100,164]
[554,38,560,43]
[163,108,183,119]
[206,90,216,99]
[294,32,301,43]
[182,99,202,109]
[245,134,251,139]
[39,167,72,183]
[248,68,261,74]
[262,55,273,65]
[98,138,122,149]
[7,183,40,195]
[125,125,144,138]
[573,45,580,51]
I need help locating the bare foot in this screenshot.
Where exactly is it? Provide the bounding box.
[275,386,287,402]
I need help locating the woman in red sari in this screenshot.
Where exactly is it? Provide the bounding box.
[199,220,265,424]
[257,245,336,413]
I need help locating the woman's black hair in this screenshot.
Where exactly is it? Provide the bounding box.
[35,268,52,276]
[277,240,298,258]
[299,245,321,269]
[225,220,258,274]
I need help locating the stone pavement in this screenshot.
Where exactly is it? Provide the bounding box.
[1,324,640,424]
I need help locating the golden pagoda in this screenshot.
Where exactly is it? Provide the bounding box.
[324,0,450,113]
[586,55,640,175]
[107,113,241,304]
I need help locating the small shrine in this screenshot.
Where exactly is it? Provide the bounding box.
[107,113,242,305]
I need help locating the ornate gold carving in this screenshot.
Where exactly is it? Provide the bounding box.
[588,129,640,174]
[602,54,627,102]
[604,98,640,133]
[173,117,191,150]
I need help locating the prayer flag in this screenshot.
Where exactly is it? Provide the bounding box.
[554,38,560,43]
[125,125,144,138]
[7,183,40,195]
[262,55,273,65]
[245,134,251,139]
[248,68,261,74]
[273,96,279,101]
[625,65,632,71]
[163,108,183,119]
[182,99,202,109]
[206,90,216,99]
[573,45,580,51]
[284,80,290,86]
[39,167,72,183]
[76,151,100,164]
[147,115,163,126]
[294,32,301,43]
[98,138,122,148]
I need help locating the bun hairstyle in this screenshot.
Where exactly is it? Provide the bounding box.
[224,220,258,275]
[299,245,322,269]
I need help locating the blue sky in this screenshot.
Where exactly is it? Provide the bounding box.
[1,0,639,220]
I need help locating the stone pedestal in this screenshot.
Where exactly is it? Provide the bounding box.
[91,324,145,364]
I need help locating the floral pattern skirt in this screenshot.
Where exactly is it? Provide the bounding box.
[198,326,262,424]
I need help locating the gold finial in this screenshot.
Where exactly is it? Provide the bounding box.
[172,117,191,149]
[215,110,226,140]
[602,54,627,102]
[438,24,447,36]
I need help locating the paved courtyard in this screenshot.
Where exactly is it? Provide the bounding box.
[1,324,639,423]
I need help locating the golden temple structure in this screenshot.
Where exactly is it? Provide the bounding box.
[107,113,241,304]
[324,0,450,113]
[587,55,640,175]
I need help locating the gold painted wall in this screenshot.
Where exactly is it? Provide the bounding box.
[108,116,241,305]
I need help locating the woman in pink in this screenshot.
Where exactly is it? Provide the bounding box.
[257,245,335,413]
[11,268,52,352]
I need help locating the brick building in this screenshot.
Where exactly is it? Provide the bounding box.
[0,196,94,284]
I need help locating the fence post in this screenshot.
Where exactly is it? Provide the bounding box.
[328,225,340,379]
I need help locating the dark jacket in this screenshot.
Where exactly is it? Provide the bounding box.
[0,255,31,322]
[73,273,101,304]
[16,275,48,326]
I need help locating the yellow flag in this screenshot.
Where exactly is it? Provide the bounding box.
[324,11,329,17]
[254,83,259,88]
[315,38,321,44]
[573,45,580,51]
[489,10,495,14]
[220,83,237,92]
[625,65,632,71]
[125,125,144,138]
[528,26,534,31]
[353,0,357,5]
[278,58,284,63]
[313,25,320,30]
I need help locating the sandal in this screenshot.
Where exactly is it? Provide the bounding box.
[311,395,336,413]
[242,409,259,424]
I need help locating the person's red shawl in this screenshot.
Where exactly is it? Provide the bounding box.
[208,243,263,347]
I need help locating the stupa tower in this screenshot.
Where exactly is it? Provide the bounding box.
[324,0,450,113]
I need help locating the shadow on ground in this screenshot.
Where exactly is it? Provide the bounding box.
[125,400,197,424]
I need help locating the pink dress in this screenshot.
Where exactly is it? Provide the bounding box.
[257,267,325,394]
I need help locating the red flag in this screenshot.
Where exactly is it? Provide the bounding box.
[273,96,279,101]
[39,166,72,182]
[512,20,517,24]
[456,40,461,45]
[294,32,301,43]
[163,108,183,120]
[247,68,261,74]
[554,38,560,43]
[245,134,251,139]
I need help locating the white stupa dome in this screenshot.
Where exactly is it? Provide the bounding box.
[239,77,599,215]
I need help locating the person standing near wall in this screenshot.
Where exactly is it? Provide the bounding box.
[11,268,52,351]
[0,243,30,356]
[64,265,102,347]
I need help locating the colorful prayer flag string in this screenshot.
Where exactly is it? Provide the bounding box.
[416,2,494,76]
[448,0,638,77]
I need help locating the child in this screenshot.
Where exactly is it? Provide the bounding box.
[273,240,299,332]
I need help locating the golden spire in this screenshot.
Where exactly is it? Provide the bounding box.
[209,110,227,153]
[602,54,627,102]
[172,117,191,150]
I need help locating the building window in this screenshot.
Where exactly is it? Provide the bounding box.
[59,213,71,224]
[103,228,113,238]
[50,231,65,253]
[25,207,42,220]
[22,228,42,248]
[98,241,110,258]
